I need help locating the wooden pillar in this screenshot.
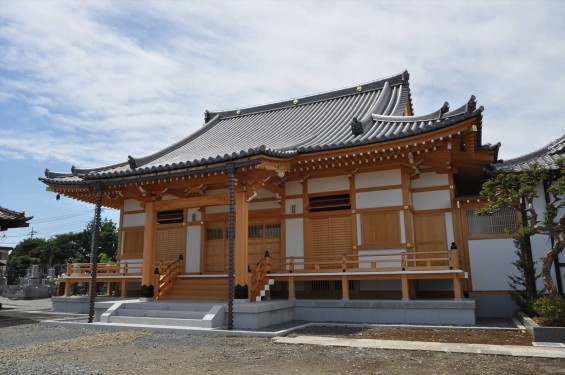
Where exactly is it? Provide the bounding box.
[453,275,463,300]
[64,280,71,296]
[341,275,350,300]
[288,277,295,300]
[234,184,249,298]
[401,275,410,301]
[141,201,156,299]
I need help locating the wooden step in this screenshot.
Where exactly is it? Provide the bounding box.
[159,277,228,301]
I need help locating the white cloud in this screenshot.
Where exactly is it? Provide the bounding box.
[0,0,563,171]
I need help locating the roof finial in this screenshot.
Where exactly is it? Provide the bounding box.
[439,102,449,119]
[128,155,137,169]
[466,95,477,113]
[351,117,364,136]
[204,110,210,123]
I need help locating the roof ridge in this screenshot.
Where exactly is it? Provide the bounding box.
[206,70,409,120]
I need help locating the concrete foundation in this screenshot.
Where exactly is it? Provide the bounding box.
[473,295,519,318]
[53,297,476,328]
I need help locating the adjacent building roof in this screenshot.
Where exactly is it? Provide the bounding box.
[0,206,33,231]
[41,70,486,185]
[489,135,565,173]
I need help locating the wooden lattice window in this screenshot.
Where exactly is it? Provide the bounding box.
[466,207,518,238]
[157,209,184,224]
[207,227,224,240]
[309,194,351,212]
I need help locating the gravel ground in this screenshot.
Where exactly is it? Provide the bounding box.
[1,298,564,374]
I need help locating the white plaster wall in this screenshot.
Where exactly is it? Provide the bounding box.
[358,249,402,268]
[122,213,145,227]
[124,199,142,212]
[399,210,406,243]
[161,194,176,201]
[285,218,304,270]
[308,175,349,194]
[468,238,518,291]
[207,188,229,195]
[355,169,401,189]
[410,172,448,189]
[205,205,229,214]
[285,181,302,196]
[531,234,558,292]
[356,214,362,245]
[186,226,201,273]
[255,188,273,199]
[285,198,303,215]
[187,208,201,222]
[412,190,451,211]
[249,201,280,211]
[445,212,454,245]
[355,189,403,209]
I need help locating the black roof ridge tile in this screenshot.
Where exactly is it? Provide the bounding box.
[494,135,565,168]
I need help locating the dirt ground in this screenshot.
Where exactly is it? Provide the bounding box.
[291,325,534,346]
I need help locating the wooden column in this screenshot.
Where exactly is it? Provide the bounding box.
[288,277,296,300]
[401,274,410,300]
[453,275,463,300]
[342,275,350,300]
[234,183,249,298]
[141,201,156,299]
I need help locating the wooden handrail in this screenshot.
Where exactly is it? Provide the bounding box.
[156,259,181,299]
[250,253,272,301]
[265,250,458,274]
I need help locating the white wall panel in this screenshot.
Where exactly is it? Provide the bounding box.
[124,199,142,212]
[285,198,303,215]
[412,190,451,211]
[249,201,280,210]
[308,175,349,194]
[123,213,145,227]
[410,172,449,189]
[187,208,201,222]
[356,214,362,245]
[531,234,558,292]
[399,210,406,243]
[285,181,302,196]
[285,218,304,269]
[205,205,229,214]
[356,189,403,209]
[186,226,201,273]
[445,212,454,245]
[355,169,401,189]
[469,238,518,291]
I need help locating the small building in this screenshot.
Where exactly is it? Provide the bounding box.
[488,135,565,296]
[0,206,32,231]
[43,71,545,326]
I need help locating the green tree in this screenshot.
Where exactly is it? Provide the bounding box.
[479,160,565,295]
[79,218,118,261]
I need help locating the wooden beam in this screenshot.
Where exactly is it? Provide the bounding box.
[154,194,229,210]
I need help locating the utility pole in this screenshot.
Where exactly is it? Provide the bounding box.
[28,228,35,240]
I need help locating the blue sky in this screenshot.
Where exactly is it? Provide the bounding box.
[1,0,564,248]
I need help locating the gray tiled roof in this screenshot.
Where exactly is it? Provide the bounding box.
[490,135,565,173]
[41,71,485,185]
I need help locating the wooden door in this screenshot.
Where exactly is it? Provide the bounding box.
[308,214,352,269]
[413,213,448,267]
[155,225,185,263]
[205,221,227,272]
[248,218,281,268]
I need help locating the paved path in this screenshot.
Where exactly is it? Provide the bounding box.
[273,335,565,359]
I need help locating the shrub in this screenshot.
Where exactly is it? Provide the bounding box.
[530,295,565,327]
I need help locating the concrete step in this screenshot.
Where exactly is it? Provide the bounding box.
[110,315,210,327]
[101,302,225,328]
[116,309,207,319]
